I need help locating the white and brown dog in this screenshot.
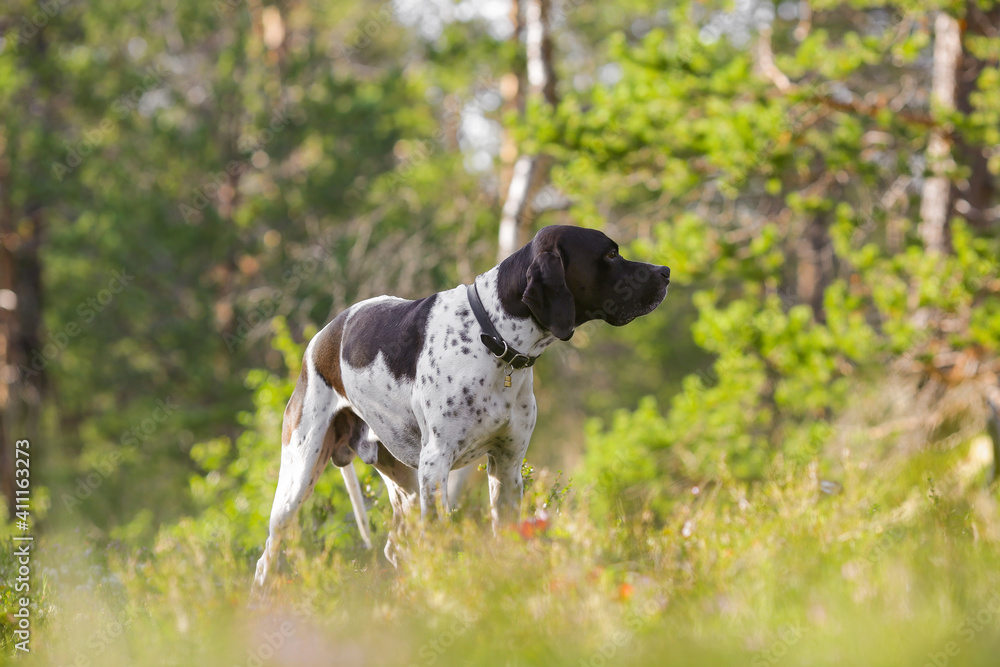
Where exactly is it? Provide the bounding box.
[252,225,670,593]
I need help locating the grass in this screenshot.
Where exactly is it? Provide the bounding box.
[4,432,1000,666]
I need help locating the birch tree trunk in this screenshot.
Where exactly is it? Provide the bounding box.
[452,0,561,504]
[496,0,558,261]
[498,1,524,208]
[918,12,962,253]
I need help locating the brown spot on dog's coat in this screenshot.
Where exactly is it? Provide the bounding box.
[281,365,308,446]
[343,295,438,380]
[313,311,348,395]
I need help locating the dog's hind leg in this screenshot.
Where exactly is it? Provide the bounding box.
[252,438,326,597]
[339,463,373,549]
[252,362,343,598]
[371,443,418,567]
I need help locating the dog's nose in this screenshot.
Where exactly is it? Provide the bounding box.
[660,266,671,281]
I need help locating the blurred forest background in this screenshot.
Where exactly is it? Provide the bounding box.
[2,0,1000,664]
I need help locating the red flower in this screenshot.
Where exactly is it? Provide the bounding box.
[518,511,550,539]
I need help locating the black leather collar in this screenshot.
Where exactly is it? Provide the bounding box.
[466,282,538,370]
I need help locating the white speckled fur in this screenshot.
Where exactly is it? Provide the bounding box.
[341,266,552,512]
[253,267,554,592]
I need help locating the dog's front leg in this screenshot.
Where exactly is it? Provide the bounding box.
[417,442,454,519]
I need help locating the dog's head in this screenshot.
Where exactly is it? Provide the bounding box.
[512,225,671,340]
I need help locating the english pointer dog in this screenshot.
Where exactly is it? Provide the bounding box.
[253,225,670,594]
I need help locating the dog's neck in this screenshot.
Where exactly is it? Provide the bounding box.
[473,265,558,358]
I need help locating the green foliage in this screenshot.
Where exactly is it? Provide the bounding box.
[580,396,670,518]
[7,0,506,538]
[12,433,1000,665]
[4,0,1000,661]
[563,2,1000,515]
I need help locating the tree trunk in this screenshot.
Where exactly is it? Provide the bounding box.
[986,383,1000,487]
[524,0,557,108]
[453,0,561,503]
[0,19,48,522]
[0,140,13,519]
[796,216,832,323]
[496,0,558,262]
[0,204,45,522]
[498,155,544,259]
[919,12,962,252]
[953,2,1000,229]
[498,0,525,201]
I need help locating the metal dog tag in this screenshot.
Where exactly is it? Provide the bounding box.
[504,364,513,388]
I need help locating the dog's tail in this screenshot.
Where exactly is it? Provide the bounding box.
[340,463,374,549]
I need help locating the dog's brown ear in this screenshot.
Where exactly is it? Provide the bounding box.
[522,250,575,340]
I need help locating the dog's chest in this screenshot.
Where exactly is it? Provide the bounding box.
[346,367,531,469]
[342,290,536,468]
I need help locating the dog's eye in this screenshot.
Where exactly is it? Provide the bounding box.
[605,249,618,260]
